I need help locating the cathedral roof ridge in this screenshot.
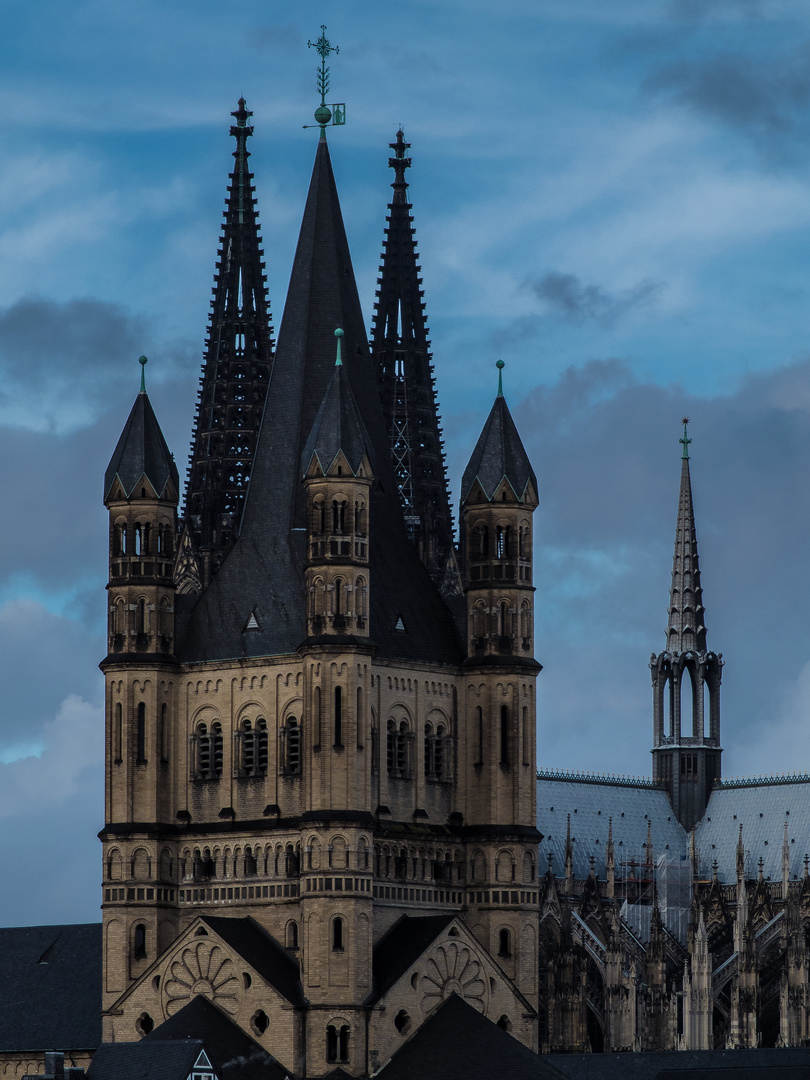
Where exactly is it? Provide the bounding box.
[714,772,810,788]
[538,767,666,790]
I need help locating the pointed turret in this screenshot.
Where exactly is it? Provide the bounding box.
[371,130,456,590]
[651,420,723,831]
[183,98,274,588]
[176,128,462,666]
[105,358,178,504]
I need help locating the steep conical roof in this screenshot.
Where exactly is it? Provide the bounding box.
[184,98,274,583]
[302,330,374,477]
[371,130,455,581]
[104,367,178,501]
[461,372,536,504]
[176,134,463,665]
[667,421,706,653]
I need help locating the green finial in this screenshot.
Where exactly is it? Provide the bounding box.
[496,359,505,398]
[335,327,344,366]
[139,354,148,393]
[680,416,691,459]
[308,24,340,132]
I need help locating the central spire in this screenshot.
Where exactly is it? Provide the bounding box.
[183,98,274,588]
[371,129,456,593]
[668,420,705,653]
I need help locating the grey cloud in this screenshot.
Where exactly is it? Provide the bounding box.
[644,45,810,161]
[524,272,663,329]
[667,0,765,20]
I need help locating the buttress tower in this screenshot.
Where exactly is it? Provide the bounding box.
[184,98,274,588]
[370,131,457,594]
[651,420,723,830]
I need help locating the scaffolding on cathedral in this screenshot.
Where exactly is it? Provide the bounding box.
[620,853,692,945]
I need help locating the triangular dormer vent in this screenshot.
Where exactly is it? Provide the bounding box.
[244,611,260,632]
[395,615,406,632]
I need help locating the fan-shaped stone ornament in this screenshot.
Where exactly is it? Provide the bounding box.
[419,941,488,1015]
[162,940,242,1016]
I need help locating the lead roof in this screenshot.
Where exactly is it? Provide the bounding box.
[175,135,463,666]
[301,350,374,477]
[104,391,178,502]
[461,393,537,505]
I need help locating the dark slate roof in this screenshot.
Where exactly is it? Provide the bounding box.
[461,393,536,504]
[88,995,288,1080]
[201,915,305,1005]
[86,1039,202,1080]
[301,350,374,477]
[694,780,810,884]
[0,923,101,1052]
[104,391,178,501]
[545,1046,810,1080]
[176,135,463,667]
[368,914,454,1004]
[376,993,565,1080]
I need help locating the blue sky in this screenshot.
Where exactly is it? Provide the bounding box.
[1,0,810,924]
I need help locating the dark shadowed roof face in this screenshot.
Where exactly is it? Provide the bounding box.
[201,915,305,1005]
[461,394,536,504]
[369,914,454,1004]
[544,1046,810,1079]
[0,923,101,1052]
[86,1040,201,1080]
[176,135,463,667]
[141,994,288,1079]
[376,993,565,1080]
[104,391,178,501]
[301,355,374,477]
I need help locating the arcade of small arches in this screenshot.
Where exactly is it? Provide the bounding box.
[470,597,533,653]
[467,517,532,583]
[308,494,368,562]
[307,574,368,632]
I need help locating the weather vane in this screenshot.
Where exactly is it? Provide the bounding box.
[680,416,691,460]
[304,25,346,132]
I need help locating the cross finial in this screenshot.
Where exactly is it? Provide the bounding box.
[496,359,505,398]
[139,354,148,393]
[334,327,344,367]
[680,416,691,460]
[308,24,340,131]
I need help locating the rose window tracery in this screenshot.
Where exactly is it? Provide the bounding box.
[161,940,241,1017]
[419,941,488,1015]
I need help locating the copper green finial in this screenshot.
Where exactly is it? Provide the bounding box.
[139,354,148,393]
[308,24,339,132]
[335,327,344,367]
[496,359,505,398]
[680,416,691,460]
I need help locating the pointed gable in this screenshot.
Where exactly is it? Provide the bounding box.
[461,394,537,506]
[104,391,178,502]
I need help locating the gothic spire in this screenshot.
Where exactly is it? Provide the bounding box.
[667,419,706,653]
[183,98,274,588]
[371,130,455,588]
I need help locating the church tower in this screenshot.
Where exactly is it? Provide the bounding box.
[651,420,723,830]
[101,356,180,1008]
[183,98,274,588]
[370,131,457,594]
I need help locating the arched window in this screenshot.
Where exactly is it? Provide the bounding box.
[500,705,509,765]
[196,723,210,777]
[496,525,505,559]
[498,928,512,958]
[356,578,367,625]
[424,723,434,777]
[332,499,346,534]
[160,703,168,763]
[241,719,255,774]
[134,524,143,556]
[333,917,344,950]
[356,687,364,748]
[212,723,223,776]
[387,721,410,777]
[326,1023,350,1064]
[521,601,531,646]
[498,600,510,639]
[114,702,123,764]
[136,702,146,765]
[334,687,343,747]
[476,706,483,765]
[285,718,301,774]
[435,724,446,778]
[333,577,343,617]
[286,921,299,949]
[472,600,486,641]
[136,598,147,636]
[133,923,147,961]
[244,848,257,877]
[314,686,322,748]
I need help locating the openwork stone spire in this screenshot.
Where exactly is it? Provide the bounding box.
[371,130,455,589]
[651,421,723,831]
[667,419,706,653]
[183,98,274,588]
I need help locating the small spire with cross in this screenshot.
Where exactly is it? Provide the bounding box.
[334,327,344,367]
[496,359,505,398]
[139,355,148,393]
[680,416,691,460]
